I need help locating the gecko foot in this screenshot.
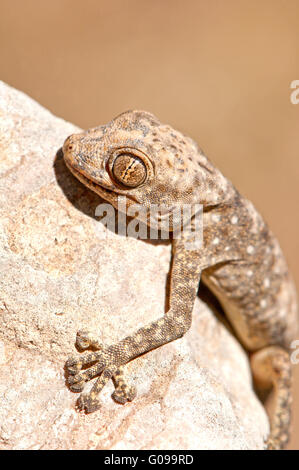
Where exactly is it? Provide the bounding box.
[66,331,137,411]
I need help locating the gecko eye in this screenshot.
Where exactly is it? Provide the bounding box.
[112,153,147,188]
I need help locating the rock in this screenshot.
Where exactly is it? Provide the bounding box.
[0,81,269,450]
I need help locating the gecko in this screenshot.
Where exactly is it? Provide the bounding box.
[62,110,298,450]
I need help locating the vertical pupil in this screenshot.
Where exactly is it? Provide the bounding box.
[113,154,146,187]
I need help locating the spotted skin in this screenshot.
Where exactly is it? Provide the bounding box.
[63,110,298,449]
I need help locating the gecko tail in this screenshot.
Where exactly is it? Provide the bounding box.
[250,345,292,450]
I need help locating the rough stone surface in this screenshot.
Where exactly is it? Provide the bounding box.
[0,81,269,450]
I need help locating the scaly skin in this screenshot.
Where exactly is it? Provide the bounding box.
[63,110,298,449]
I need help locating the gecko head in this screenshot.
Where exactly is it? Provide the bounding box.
[63,110,225,229]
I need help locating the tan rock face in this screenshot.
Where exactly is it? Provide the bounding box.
[0,81,268,449]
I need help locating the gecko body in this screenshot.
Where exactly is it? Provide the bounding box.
[63,111,298,449]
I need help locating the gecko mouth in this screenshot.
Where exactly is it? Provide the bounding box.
[64,159,139,206]
[64,160,116,197]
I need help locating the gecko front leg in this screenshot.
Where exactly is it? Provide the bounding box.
[66,237,202,412]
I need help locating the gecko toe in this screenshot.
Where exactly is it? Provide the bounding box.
[67,374,85,392]
[66,356,83,375]
[76,330,93,349]
[112,384,137,404]
[76,329,103,350]
[77,393,101,413]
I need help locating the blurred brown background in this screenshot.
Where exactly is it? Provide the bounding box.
[1,0,298,449]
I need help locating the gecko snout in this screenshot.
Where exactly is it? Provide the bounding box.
[62,136,74,155]
[62,135,79,171]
